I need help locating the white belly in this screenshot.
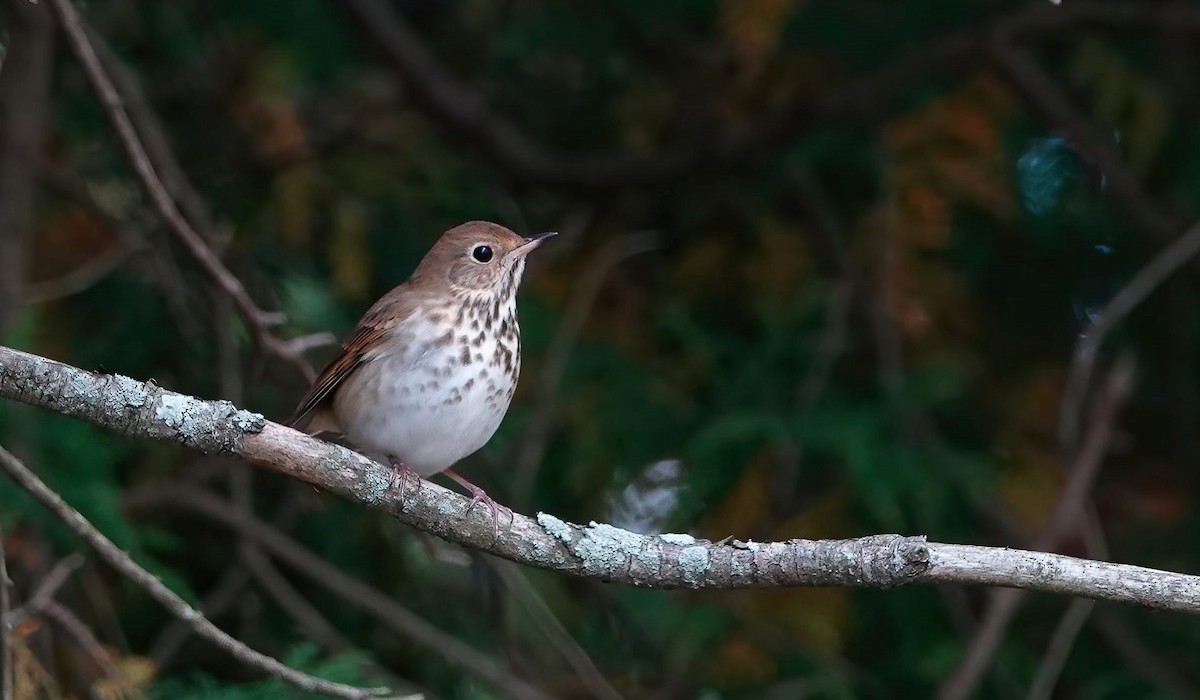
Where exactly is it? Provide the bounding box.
[331,333,518,477]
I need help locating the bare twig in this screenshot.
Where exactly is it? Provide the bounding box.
[989,40,1181,244]
[1095,611,1197,697]
[1026,598,1096,700]
[488,559,625,700]
[9,554,84,626]
[148,486,304,667]
[85,23,224,251]
[0,444,391,700]
[239,546,354,654]
[148,566,252,666]
[46,0,317,382]
[0,0,55,336]
[240,547,428,698]
[40,601,135,698]
[936,365,1133,700]
[1058,219,1200,449]
[2,346,1199,612]
[23,243,136,304]
[125,487,555,700]
[1024,508,1108,700]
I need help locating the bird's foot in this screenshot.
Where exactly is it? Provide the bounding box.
[445,468,512,539]
[387,456,421,497]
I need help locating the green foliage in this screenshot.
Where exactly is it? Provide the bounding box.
[3,0,1199,697]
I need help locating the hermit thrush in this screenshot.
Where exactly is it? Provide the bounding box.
[289,221,556,525]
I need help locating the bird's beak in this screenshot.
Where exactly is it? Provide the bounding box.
[513,231,558,256]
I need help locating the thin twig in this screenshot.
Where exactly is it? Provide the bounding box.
[1058,219,1200,449]
[148,566,252,666]
[489,560,625,700]
[1094,611,1196,697]
[240,546,354,654]
[936,365,1133,700]
[46,0,317,382]
[9,554,84,626]
[0,444,391,700]
[148,488,304,667]
[23,243,136,304]
[1026,598,1096,700]
[40,601,136,698]
[125,487,555,700]
[0,0,54,337]
[85,22,225,252]
[989,40,1180,244]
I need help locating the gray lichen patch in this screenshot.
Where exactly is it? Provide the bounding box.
[730,551,755,580]
[537,513,574,543]
[572,522,655,578]
[154,393,193,429]
[678,545,710,587]
[354,465,391,505]
[660,533,695,545]
[225,404,265,433]
[149,391,261,453]
[95,373,150,417]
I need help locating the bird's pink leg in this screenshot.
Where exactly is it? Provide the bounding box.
[387,455,421,495]
[444,468,512,537]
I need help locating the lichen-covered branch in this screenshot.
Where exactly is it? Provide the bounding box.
[3,344,1200,610]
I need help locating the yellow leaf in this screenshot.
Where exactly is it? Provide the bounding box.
[329,198,372,300]
[93,655,157,700]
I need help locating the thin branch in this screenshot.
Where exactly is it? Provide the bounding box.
[936,365,1133,700]
[1094,610,1197,697]
[148,566,252,666]
[85,22,225,252]
[0,0,55,336]
[1026,598,1095,700]
[989,40,1181,244]
[23,242,136,304]
[3,347,1200,612]
[46,0,316,382]
[240,546,355,655]
[40,601,134,698]
[488,559,625,700]
[9,554,84,626]
[0,443,391,700]
[148,488,305,667]
[125,487,555,700]
[1058,218,1200,449]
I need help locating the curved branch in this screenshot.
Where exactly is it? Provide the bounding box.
[0,443,390,700]
[2,345,1200,610]
[0,0,55,336]
[47,0,317,382]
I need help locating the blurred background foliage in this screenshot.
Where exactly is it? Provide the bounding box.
[1,0,1200,698]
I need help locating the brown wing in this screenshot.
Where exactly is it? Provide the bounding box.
[287,321,383,428]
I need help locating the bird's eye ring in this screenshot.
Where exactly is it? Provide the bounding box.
[471,245,494,263]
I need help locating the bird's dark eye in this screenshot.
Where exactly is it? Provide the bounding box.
[472,245,493,263]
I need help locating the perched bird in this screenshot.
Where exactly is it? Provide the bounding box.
[289,221,556,525]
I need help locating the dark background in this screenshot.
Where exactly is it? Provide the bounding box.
[1,1,1199,698]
